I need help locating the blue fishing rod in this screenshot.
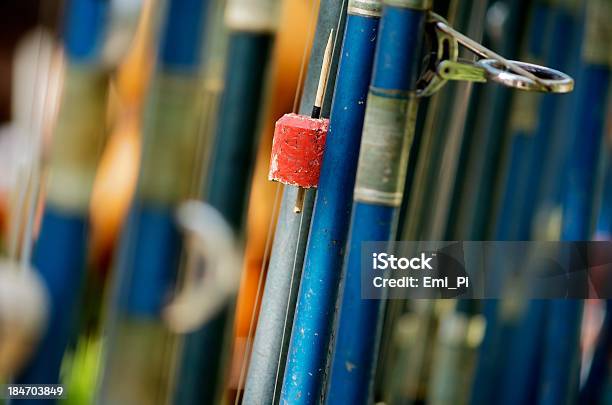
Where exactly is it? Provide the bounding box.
[278,1,388,403]
[323,1,430,403]
[495,3,582,405]
[301,0,382,305]
[469,3,578,404]
[381,2,485,401]
[465,2,542,403]
[14,0,111,392]
[205,0,279,230]
[492,0,554,240]
[446,0,530,240]
[97,0,209,403]
[242,1,348,403]
[515,0,582,241]
[538,1,611,404]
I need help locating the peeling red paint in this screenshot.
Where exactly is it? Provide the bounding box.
[268,113,329,188]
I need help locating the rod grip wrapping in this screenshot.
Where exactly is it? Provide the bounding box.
[354,91,418,206]
[348,0,383,17]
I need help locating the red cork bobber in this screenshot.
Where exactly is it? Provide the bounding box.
[268,113,329,188]
[268,29,334,213]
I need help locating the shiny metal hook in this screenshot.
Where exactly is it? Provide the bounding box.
[477,59,574,93]
[417,12,574,96]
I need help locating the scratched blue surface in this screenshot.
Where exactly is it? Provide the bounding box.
[279,11,380,404]
[325,6,425,403]
[326,203,395,404]
[280,4,425,404]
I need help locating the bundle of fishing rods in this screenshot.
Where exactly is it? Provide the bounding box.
[0,0,610,404]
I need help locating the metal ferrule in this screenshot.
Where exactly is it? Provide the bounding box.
[354,92,418,206]
[348,0,382,17]
[384,0,432,10]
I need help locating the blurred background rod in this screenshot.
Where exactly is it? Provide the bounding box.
[14,0,112,393]
[174,0,281,402]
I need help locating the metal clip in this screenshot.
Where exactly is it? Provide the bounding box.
[417,13,574,97]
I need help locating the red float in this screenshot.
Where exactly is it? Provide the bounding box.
[268,113,329,188]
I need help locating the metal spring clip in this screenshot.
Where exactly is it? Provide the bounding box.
[417,13,575,97]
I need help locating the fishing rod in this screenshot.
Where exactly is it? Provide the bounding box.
[465,2,554,403]
[376,1,488,400]
[513,1,582,241]
[205,0,280,230]
[470,3,557,404]
[243,26,335,403]
[399,0,474,241]
[408,0,487,240]
[494,0,580,243]
[13,0,122,392]
[163,9,230,400]
[262,0,381,403]
[96,0,210,403]
[322,2,431,402]
[446,0,530,240]
[300,0,382,383]
[380,3,469,400]
[196,0,230,187]
[240,1,348,403]
[172,0,282,402]
[539,1,611,404]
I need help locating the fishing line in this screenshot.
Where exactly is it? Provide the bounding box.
[21,0,60,267]
[233,181,282,403]
[234,0,322,399]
